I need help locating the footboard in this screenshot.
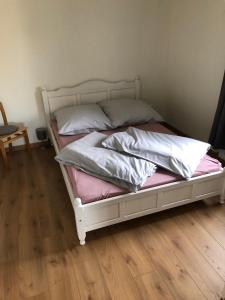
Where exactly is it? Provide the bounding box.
[73,170,225,245]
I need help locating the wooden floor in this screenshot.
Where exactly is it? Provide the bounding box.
[1,147,225,300]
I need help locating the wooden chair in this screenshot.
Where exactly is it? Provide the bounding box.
[0,102,31,168]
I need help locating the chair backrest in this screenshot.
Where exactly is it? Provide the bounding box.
[0,102,8,125]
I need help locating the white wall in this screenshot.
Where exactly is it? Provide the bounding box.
[139,0,170,116]
[1,1,225,144]
[0,0,167,144]
[166,0,225,141]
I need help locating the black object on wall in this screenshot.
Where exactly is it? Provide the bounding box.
[209,71,225,149]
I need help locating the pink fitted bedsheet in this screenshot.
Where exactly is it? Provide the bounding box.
[51,121,223,204]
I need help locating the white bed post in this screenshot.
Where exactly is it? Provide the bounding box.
[73,198,86,245]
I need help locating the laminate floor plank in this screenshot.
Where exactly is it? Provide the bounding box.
[31,150,68,239]
[112,228,155,277]
[136,225,206,300]
[173,212,225,279]
[47,279,79,300]
[1,261,24,300]
[152,217,224,299]
[17,153,48,299]
[135,271,175,300]
[191,206,225,249]
[27,292,50,300]
[92,234,143,300]
[0,152,24,265]
[1,147,225,300]
[210,205,225,224]
[65,244,112,300]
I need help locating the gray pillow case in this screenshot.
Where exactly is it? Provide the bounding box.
[55,104,112,135]
[55,132,156,192]
[102,127,211,179]
[98,98,157,128]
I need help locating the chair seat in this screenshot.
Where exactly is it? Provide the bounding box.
[0,102,31,169]
[0,125,18,136]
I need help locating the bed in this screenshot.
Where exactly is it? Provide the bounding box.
[41,77,225,245]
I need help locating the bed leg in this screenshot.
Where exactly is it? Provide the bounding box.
[220,195,225,205]
[78,231,86,246]
[220,179,225,205]
[220,177,225,205]
[73,198,86,246]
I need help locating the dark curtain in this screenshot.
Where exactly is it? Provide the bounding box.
[209,71,225,149]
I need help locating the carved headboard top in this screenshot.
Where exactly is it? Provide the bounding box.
[41,77,141,123]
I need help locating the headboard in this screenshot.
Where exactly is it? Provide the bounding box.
[41,77,141,123]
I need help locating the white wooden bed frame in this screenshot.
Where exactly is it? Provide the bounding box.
[41,77,225,245]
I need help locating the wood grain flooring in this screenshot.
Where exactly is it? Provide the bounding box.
[0,147,225,300]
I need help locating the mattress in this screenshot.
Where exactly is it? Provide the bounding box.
[51,121,222,204]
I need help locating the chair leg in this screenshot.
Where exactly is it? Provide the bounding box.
[23,129,31,152]
[8,143,13,152]
[0,144,8,168]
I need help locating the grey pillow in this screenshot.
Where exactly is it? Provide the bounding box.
[55,132,156,192]
[98,98,157,127]
[55,104,112,135]
[102,127,211,179]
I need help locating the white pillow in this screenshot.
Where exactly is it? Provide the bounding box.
[99,98,162,128]
[55,104,112,135]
